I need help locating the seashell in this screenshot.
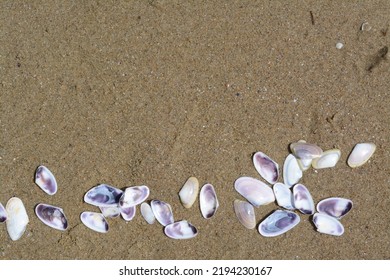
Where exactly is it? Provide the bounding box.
[178,177,199,208]
[233,200,256,229]
[234,177,275,207]
[34,165,57,195]
[99,205,121,218]
[347,143,376,168]
[199,183,219,219]
[283,154,303,187]
[293,184,315,215]
[316,197,353,219]
[164,220,198,240]
[140,202,155,224]
[84,184,123,207]
[273,183,294,210]
[119,185,149,208]
[151,200,174,226]
[120,205,136,221]
[80,211,109,233]
[290,142,323,159]
[6,197,29,241]
[0,202,7,223]
[253,151,279,184]
[258,210,300,237]
[312,213,344,236]
[297,158,312,171]
[312,149,341,169]
[35,203,68,231]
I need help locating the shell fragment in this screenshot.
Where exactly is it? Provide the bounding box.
[283,154,303,187]
[80,211,109,233]
[151,200,174,226]
[293,184,315,215]
[178,177,199,208]
[258,210,300,237]
[35,203,68,231]
[347,143,376,168]
[35,165,58,195]
[313,213,344,236]
[253,151,279,184]
[199,183,219,219]
[234,177,275,207]
[0,202,7,223]
[164,220,198,239]
[84,184,123,207]
[6,197,29,241]
[316,197,353,219]
[234,200,256,229]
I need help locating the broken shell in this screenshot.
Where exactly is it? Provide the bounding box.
[164,220,198,239]
[35,165,58,195]
[258,210,300,237]
[234,177,275,207]
[120,205,136,221]
[290,142,323,160]
[312,149,341,169]
[178,177,199,208]
[84,184,123,207]
[273,183,294,210]
[119,185,149,208]
[293,184,315,215]
[317,197,353,219]
[99,205,121,218]
[80,211,109,233]
[253,151,279,184]
[6,197,29,241]
[35,203,68,231]
[200,183,219,219]
[283,154,303,187]
[234,200,256,229]
[151,200,174,226]
[347,143,376,168]
[140,202,155,224]
[313,213,344,236]
[0,202,7,223]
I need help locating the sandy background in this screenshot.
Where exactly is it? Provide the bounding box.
[0,1,389,260]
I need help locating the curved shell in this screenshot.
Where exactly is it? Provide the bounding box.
[293,184,315,215]
[283,154,303,187]
[164,220,198,239]
[234,200,256,229]
[290,142,323,159]
[119,185,149,208]
[151,200,174,226]
[140,202,155,224]
[258,210,300,237]
[6,197,29,241]
[273,183,294,210]
[120,205,136,221]
[347,143,376,168]
[35,203,68,231]
[253,151,279,184]
[178,177,199,208]
[200,183,219,219]
[234,177,275,207]
[313,213,344,236]
[297,158,312,171]
[99,205,121,218]
[316,197,353,219]
[80,212,109,233]
[35,165,57,195]
[312,149,341,169]
[0,202,7,223]
[84,184,123,207]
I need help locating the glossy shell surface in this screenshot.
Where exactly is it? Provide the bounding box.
[234,200,256,229]
[35,165,58,195]
[273,183,294,210]
[347,143,376,168]
[283,154,303,187]
[84,184,123,207]
[119,185,149,208]
[164,220,198,239]
[120,205,136,221]
[234,176,275,207]
[35,203,68,231]
[140,202,155,224]
[178,177,199,208]
[151,200,174,226]
[253,151,279,184]
[290,142,323,159]
[80,211,109,233]
[6,197,29,241]
[313,213,344,236]
[199,183,219,219]
[316,197,353,219]
[312,149,341,169]
[293,184,315,215]
[258,210,300,237]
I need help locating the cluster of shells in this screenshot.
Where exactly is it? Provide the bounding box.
[0,142,375,241]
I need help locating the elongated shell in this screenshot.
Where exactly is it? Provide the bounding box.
[0,202,7,223]
[258,210,300,237]
[293,184,315,215]
[140,202,155,224]
[234,177,275,207]
[253,152,279,184]
[84,184,123,207]
[178,177,199,208]
[35,203,68,231]
[273,183,294,210]
[312,149,341,169]
[234,200,256,229]
[119,185,149,208]
[164,220,198,239]
[99,205,121,218]
[283,154,303,187]
[297,158,312,171]
[316,197,352,219]
[6,197,29,241]
[347,143,376,168]
[290,142,323,159]
[80,212,109,233]
[200,183,219,219]
[151,200,174,226]
[120,205,136,221]
[35,165,57,195]
[313,213,344,236]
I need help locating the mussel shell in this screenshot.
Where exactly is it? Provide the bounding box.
[178,177,199,209]
[6,197,29,241]
[35,203,68,231]
[258,210,300,237]
[164,220,198,240]
[290,142,323,159]
[84,184,123,207]
[199,183,219,219]
[120,205,136,221]
[347,143,376,168]
[80,211,109,233]
[273,183,294,210]
[234,200,256,229]
[316,197,352,219]
[313,213,344,236]
[283,154,303,187]
[99,205,121,218]
[119,185,149,208]
[140,202,155,224]
[0,202,7,223]
[234,176,275,207]
[253,151,279,184]
[312,149,341,169]
[151,200,174,226]
[293,184,315,215]
[35,165,58,195]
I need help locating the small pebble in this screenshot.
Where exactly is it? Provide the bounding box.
[336,42,344,49]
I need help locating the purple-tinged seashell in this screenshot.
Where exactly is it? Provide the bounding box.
[99,205,121,218]
[293,184,315,215]
[35,203,68,231]
[283,154,302,188]
[313,213,344,236]
[35,165,57,195]
[119,185,149,208]
[273,183,294,210]
[290,142,323,160]
[199,183,219,219]
[253,151,279,184]
[0,202,7,223]
[234,200,256,229]
[164,220,198,239]
[234,176,275,207]
[258,210,300,237]
[6,197,29,241]
[151,200,174,226]
[141,202,155,224]
[84,184,123,207]
[316,197,353,219]
[120,205,136,221]
[80,211,109,233]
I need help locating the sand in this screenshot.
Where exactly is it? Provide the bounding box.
[0,1,389,260]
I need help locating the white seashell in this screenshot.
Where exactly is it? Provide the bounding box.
[293,184,315,215]
[273,183,294,210]
[84,184,123,207]
[35,165,57,195]
[253,151,279,184]
[0,202,7,223]
[99,205,121,218]
[336,42,344,49]
[290,142,323,159]
[164,220,198,239]
[347,143,376,168]
[6,197,29,241]
[151,200,174,226]
[234,200,256,229]
[234,176,275,207]
[258,210,300,237]
[119,185,149,208]
[297,158,312,171]
[312,149,341,169]
[140,202,155,224]
[283,154,303,187]
[35,203,68,231]
[313,213,344,236]
[199,183,219,219]
[120,205,136,221]
[316,197,353,219]
[80,212,109,233]
[178,177,199,208]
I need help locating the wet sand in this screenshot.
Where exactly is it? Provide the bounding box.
[0,1,389,259]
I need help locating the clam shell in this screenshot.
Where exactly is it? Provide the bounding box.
[35,203,68,231]
[234,177,275,207]
[297,158,312,171]
[99,205,121,218]
[283,154,303,187]
[290,142,323,159]
[0,202,7,223]
[273,183,294,210]
[119,185,149,208]
[347,143,376,168]
[6,197,29,241]
[80,211,109,233]
[293,184,315,215]
[120,205,136,221]
[253,151,279,184]
[140,202,155,224]
[34,165,57,195]
[258,210,300,237]
[178,177,199,208]
[84,184,123,207]
[313,213,344,236]
[199,183,219,219]
[316,197,352,219]
[234,200,256,229]
[164,220,198,240]
[151,200,174,226]
[312,149,341,169]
